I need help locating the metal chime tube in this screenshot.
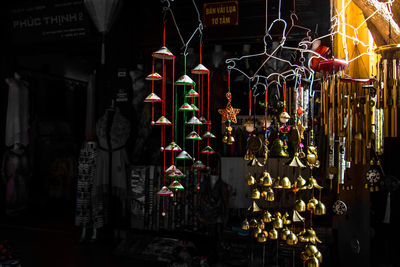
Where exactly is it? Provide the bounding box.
[383,59,389,137]
[392,59,398,137]
[338,136,346,185]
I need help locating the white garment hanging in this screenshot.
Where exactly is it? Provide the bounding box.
[5,75,29,147]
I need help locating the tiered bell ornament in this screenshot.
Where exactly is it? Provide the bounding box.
[288,153,306,168]
[154,116,172,125]
[307,176,323,190]
[241,218,250,230]
[257,220,265,230]
[144,92,162,102]
[179,102,195,112]
[249,218,258,228]
[252,227,262,239]
[202,131,216,139]
[251,188,261,199]
[168,180,184,190]
[185,89,199,97]
[192,160,206,169]
[315,201,326,215]
[269,228,278,240]
[306,146,320,169]
[270,139,289,157]
[186,116,203,125]
[295,199,306,212]
[145,72,163,80]
[272,213,283,229]
[282,212,292,225]
[248,201,262,212]
[261,171,273,186]
[167,170,185,179]
[257,232,267,243]
[307,256,320,267]
[165,165,177,174]
[273,176,282,189]
[262,210,273,223]
[307,197,319,211]
[191,63,210,75]
[292,175,307,191]
[175,74,196,86]
[248,157,263,167]
[201,146,216,154]
[280,176,291,189]
[287,231,298,245]
[152,46,175,60]
[281,227,291,241]
[156,186,174,197]
[165,142,182,152]
[266,187,275,201]
[176,151,192,160]
[246,173,256,185]
[186,131,202,140]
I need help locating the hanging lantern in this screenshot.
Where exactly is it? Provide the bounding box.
[186,131,202,140]
[176,150,193,160]
[185,89,199,98]
[191,63,210,75]
[201,146,216,154]
[165,142,182,152]
[145,72,163,81]
[156,186,174,197]
[202,131,216,139]
[190,104,200,111]
[154,116,172,126]
[178,102,195,112]
[168,180,184,190]
[167,170,185,179]
[186,116,203,125]
[144,92,162,103]
[152,46,175,60]
[192,160,206,169]
[176,75,196,86]
[165,165,177,174]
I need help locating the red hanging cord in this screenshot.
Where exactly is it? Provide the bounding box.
[163,22,166,47]
[283,82,287,111]
[249,88,252,119]
[172,57,175,165]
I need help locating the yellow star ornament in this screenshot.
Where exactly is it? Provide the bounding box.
[218,102,241,123]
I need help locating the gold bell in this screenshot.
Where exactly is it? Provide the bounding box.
[315,201,326,216]
[293,175,307,190]
[286,232,298,245]
[252,227,262,238]
[257,220,265,230]
[295,199,306,212]
[272,213,283,229]
[307,228,322,244]
[305,244,319,257]
[282,212,292,225]
[262,210,272,223]
[266,187,275,201]
[315,251,322,263]
[241,218,250,230]
[306,256,320,267]
[269,228,278,240]
[281,227,291,240]
[249,218,258,228]
[308,176,323,189]
[227,135,235,145]
[257,232,267,243]
[222,135,228,143]
[262,172,273,186]
[280,176,291,189]
[273,176,282,189]
[251,188,261,199]
[248,157,263,167]
[246,174,256,185]
[270,138,289,158]
[249,201,262,212]
[307,197,319,211]
[300,251,310,261]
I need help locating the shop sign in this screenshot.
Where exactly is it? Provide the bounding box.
[10,0,89,43]
[203,1,238,27]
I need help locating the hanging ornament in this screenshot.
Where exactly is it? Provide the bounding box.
[145,72,163,80]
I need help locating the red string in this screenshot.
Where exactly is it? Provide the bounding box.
[283,82,287,111]
[163,22,166,47]
[249,88,252,119]
[200,45,202,64]
[207,72,210,122]
[228,72,231,90]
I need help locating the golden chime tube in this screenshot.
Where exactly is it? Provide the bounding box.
[346,90,351,162]
[354,90,359,165]
[392,59,397,137]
